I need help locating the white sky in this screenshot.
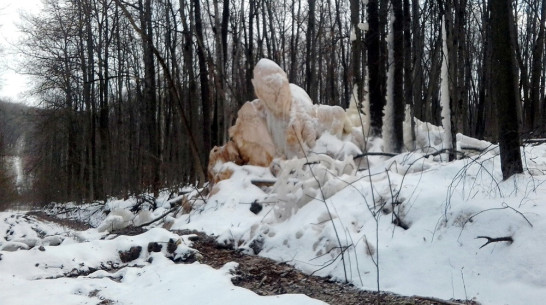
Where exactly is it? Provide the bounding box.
[0,0,42,103]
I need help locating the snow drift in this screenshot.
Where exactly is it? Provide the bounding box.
[194,59,546,305]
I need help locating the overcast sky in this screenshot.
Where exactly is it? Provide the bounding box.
[0,0,42,103]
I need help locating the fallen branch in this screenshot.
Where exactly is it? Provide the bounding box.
[476,235,513,249]
[354,152,398,159]
[421,148,467,159]
[250,178,277,187]
[523,138,546,146]
[137,206,179,228]
[354,148,468,161]
[457,203,533,241]
[459,146,487,153]
[131,194,157,212]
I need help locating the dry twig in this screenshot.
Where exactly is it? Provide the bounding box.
[475,235,513,249]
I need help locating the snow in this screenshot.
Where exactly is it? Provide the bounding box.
[2,60,546,305]
[0,213,326,305]
[170,120,546,305]
[3,125,546,304]
[358,22,369,32]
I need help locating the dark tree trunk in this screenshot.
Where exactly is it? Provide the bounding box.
[392,0,405,152]
[476,0,491,139]
[180,0,199,182]
[366,0,385,136]
[412,0,424,121]
[246,0,256,101]
[530,0,546,134]
[306,0,317,102]
[334,0,350,106]
[350,0,364,109]
[140,0,160,196]
[490,0,523,180]
[194,0,212,177]
[404,0,416,150]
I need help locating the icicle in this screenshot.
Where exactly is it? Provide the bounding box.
[363,66,371,136]
[350,27,357,41]
[403,104,415,151]
[382,12,395,153]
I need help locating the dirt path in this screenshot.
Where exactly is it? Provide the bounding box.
[28,211,478,305]
[26,210,92,231]
[173,230,477,305]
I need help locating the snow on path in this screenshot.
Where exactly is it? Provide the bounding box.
[0,212,326,305]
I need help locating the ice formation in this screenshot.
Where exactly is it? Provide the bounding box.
[382,12,395,153]
[440,17,452,159]
[208,59,364,193]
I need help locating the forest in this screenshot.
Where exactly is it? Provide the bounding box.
[0,0,541,203]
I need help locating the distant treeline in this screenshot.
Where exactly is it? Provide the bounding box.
[11,0,536,202]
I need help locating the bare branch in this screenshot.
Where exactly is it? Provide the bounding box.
[476,235,513,249]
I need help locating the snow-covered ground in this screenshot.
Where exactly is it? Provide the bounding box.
[172,122,546,305]
[2,122,546,305]
[0,212,325,305]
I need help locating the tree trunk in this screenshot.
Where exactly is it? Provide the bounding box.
[140,0,160,196]
[404,0,416,150]
[367,0,385,136]
[530,0,546,134]
[350,0,364,109]
[306,0,317,102]
[412,0,424,121]
[194,0,212,181]
[490,0,523,180]
[392,0,405,152]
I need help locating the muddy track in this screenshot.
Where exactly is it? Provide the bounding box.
[173,230,477,305]
[26,210,93,231]
[28,211,478,305]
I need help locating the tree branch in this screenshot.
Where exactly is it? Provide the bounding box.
[137,206,179,228]
[476,235,513,249]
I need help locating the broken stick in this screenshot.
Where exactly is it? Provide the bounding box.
[476,236,513,249]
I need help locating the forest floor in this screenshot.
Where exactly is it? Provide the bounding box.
[27,210,479,305]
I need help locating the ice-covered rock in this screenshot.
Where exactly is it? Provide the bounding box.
[42,235,64,246]
[1,241,29,251]
[268,155,359,220]
[97,209,135,233]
